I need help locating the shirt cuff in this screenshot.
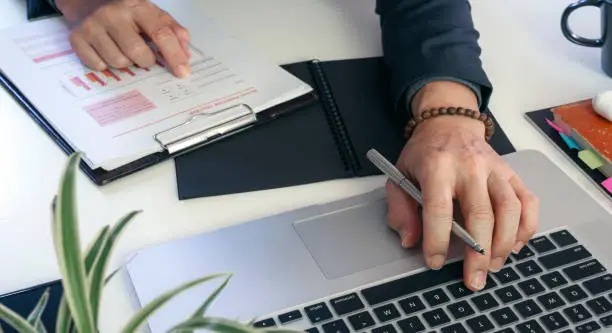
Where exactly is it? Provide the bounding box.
[404,76,484,116]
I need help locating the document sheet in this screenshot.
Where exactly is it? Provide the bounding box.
[0,11,312,170]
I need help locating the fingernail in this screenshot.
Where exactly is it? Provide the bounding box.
[471,270,486,290]
[428,255,446,270]
[400,229,414,248]
[512,241,524,254]
[489,257,505,273]
[176,64,190,78]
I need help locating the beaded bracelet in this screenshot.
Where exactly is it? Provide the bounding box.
[403,107,495,142]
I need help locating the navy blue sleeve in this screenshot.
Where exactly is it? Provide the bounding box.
[375,0,492,113]
[26,0,60,19]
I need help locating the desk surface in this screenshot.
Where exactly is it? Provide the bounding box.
[2,0,612,331]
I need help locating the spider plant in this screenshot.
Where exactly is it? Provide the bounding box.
[0,152,293,333]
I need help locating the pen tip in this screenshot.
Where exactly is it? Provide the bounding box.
[474,245,486,255]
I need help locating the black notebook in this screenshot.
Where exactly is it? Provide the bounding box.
[525,108,612,200]
[175,57,516,200]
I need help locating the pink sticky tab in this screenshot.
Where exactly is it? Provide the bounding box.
[602,178,612,194]
[546,118,567,134]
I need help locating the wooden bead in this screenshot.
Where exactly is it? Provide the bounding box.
[431,108,439,116]
[447,107,456,114]
[404,107,495,142]
[456,107,465,115]
[422,110,431,119]
[439,108,448,115]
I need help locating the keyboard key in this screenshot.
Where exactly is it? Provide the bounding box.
[441,323,468,333]
[253,318,275,327]
[447,282,474,299]
[330,293,364,315]
[483,275,498,291]
[560,284,588,303]
[306,328,319,333]
[347,311,375,330]
[322,319,349,333]
[537,291,566,310]
[472,293,499,311]
[540,271,568,289]
[447,300,475,319]
[493,267,520,284]
[601,314,612,327]
[278,310,302,324]
[515,260,543,277]
[422,308,450,328]
[512,245,535,261]
[494,329,515,333]
[550,230,578,247]
[583,274,612,295]
[305,303,333,324]
[372,324,397,333]
[495,285,523,303]
[563,259,607,281]
[361,261,462,305]
[575,321,601,332]
[514,299,543,318]
[529,236,556,253]
[423,288,450,307]
[539,312,569,331]
[490,307,519,326]
[516,320,545,333]
[373,303,400,323]
[466,315,495,333]
[538,245,591,270]
[397,316,425,333]
[563,304,592,323]
[398,296,425,315]
[586,296,612,315]
[518,278,545,296]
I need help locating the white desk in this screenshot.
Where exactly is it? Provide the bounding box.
[1,0,611,331]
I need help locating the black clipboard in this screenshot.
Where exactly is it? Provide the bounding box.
[0,67,317,186]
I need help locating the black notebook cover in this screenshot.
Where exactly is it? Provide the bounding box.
[175,57,516,200]
[0,280,62,333]
[525,108,612,200]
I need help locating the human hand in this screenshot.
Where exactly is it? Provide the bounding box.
[55,0,191,77]
[386,81,539,291]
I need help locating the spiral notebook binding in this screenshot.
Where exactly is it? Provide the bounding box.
[308,59,361,175]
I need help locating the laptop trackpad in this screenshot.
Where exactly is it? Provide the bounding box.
[293,200,414,280]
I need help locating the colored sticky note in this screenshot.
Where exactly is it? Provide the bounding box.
[559,133,581,150]
[546,118,568,134]
[578,150,604,169]
[602,178,612,194]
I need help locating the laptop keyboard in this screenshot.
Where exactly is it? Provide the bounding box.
[253,229,612,332]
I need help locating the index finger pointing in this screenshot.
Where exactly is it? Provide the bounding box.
[138,10,190,78]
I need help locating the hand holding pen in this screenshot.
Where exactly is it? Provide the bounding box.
[366,148,539,291]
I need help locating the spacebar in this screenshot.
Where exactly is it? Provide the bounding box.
[361,261,463,306]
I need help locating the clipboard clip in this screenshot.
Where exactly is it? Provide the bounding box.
[154,104,256,154]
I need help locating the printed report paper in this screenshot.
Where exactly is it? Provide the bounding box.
[0,11,312,170]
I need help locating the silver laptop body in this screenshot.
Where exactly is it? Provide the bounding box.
[125,150,612,332]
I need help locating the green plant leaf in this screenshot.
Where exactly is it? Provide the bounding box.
[52,153,95,333]
[121,273,228,333]
[190,273,232,318]
[168,317,257,333]
[0,304,38,333]
[34,321,47,333]
[0,322,4,333]
[26,288,49,327]
[54,298,70,333]
[84,226,110,272]
[88,211,140,325]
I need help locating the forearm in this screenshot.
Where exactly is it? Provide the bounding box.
[376,0,492,115]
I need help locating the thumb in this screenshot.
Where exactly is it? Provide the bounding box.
[385,179,422,248]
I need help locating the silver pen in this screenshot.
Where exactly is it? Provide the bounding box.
[366,148,486,255]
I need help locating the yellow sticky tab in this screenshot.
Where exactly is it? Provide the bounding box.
[578,150,604,169]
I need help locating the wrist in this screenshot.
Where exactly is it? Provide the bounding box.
[410,80,479,118]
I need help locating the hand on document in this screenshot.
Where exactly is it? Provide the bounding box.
[385,81,540,292]
[55,0,191,78]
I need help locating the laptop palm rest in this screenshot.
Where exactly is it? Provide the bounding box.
[293,200,411,279]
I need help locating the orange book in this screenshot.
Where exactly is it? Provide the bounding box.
[552,99,612,177]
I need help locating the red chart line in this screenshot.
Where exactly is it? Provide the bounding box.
[32,49,74,63]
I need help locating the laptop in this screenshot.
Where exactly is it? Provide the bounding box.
[125,149,612,333]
